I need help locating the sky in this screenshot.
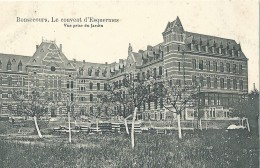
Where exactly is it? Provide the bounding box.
[0,0,258,90]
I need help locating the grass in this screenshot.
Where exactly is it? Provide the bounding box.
[0,129,258,168]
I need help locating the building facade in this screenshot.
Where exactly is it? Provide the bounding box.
[0,17,248,120]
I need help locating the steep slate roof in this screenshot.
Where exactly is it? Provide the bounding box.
[185,31,246,59]
[72,60,109,78]
[28,41,74,69]
[0,53,30,72]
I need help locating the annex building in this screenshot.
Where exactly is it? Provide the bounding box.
[0,17,248,120]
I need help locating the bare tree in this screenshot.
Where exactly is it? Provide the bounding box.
[153,80,200,139]
[102,73,150,148]
[11,87,50,138]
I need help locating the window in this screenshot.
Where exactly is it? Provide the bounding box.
[51,66,56,71]
[233,79,237,90]
[7,60,11,70]
[219,48,222,54]
[220,78,224,89]
[148,100,151,110]
[212,47,215,53]
[207,77,211,88]
[192,76,196,85]
[146,70,150,79]
[79,68,83,75]
[233,64,237,74]
[7,77,12,86]
[67,81,70,88]
[220,62,224,72]
[227,79,231,89]
[70,81,73,88]
[18,61,22,71]
[160,98,163,109]
[199,76,204,87]
[226,63,230,73]
[143,101,146,111]
[154,98,157,109]
[159,66,163,76]
[239,64,243,74]
[206,61,210,71]
[0,61,2,69]
[209,108,216,118]
[166,46,169,53]
[90,94,93,101]
[238,51,241,57]
[178,62,181,71]
[58,79,61,88]
[213,61,217,72]
[169,80,173,87]
[71,93,74,101]
[104,83,107,91]
[90,106,93,113]
[192,59,196,69]
[214,78,218,88]
[205,46,209,52]
[199,60,203,70]
[0,76,2,85]
[239,80,243,91]
[97,83,100,90]
[177,79,181,86]
[153,68,157,79]
[224,111,229,118]
[142,72,146,80]
[89,82,93,90]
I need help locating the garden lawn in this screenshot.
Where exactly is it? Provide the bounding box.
[0,129,258,168]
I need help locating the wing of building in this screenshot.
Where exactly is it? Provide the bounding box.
[0,16,248,121]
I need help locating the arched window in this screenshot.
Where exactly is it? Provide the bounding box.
[18,61,22,71]
[7,60,11,70]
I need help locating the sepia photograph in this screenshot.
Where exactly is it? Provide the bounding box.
[0,0,259,167]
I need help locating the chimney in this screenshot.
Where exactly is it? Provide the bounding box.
[60,44,62,52]
[36,45,39,50]
[105,62,108,65]
[73,59,76,63]
[83,60,85,64]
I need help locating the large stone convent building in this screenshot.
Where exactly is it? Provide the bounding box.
[0,17,248,120]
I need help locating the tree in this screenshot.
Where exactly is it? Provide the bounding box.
[102,73,150,148]
[153,80,200,139]
[12,88,50,138]
[231,88,259,132]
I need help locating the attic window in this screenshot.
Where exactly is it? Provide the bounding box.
[18,62,22,71]
[7,60,11,70]
[33,59,36,63]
